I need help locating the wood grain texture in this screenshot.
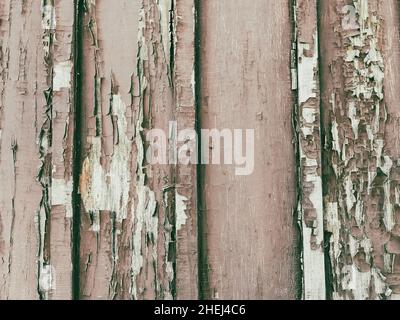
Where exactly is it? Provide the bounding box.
[174,0,198,300]
[295,0,326,300]
[199,0,299,299]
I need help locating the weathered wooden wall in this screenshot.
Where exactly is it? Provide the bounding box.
[0,0,400,300]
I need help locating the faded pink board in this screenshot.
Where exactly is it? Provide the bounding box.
[199,0,299,299]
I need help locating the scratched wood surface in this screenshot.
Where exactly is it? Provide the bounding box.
[199,0,299,299]
[1,0,400,300]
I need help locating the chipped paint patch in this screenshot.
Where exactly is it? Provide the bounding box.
[41,2,56,31]
[176,192,188,231]
[38,265,56,294]
[52,178,73,218]
[157,0,172,59]
[53,61,72,91]
[298,41,318,104]
[131,185,157,299]
[80,94,132,223]
[295,1,326,298]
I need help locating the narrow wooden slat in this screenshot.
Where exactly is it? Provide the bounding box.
[295,0,326,300]
[174,0,198,299]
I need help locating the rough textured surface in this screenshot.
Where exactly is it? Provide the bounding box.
[2,0,400,301]
[320,0,400,300]
[173,0,198,300]
[78,0,197,300]
[78,0,140,300]
[0,0,74,300]
[294,0,326,300]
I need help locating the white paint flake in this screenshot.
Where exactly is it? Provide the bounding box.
[53,61,72,91]
[80,94,132,223]
[41,3,56,31]
[52,178,73,218]
[176,192,188,231]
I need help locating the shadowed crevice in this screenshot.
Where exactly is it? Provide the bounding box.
[316,0,334,300]
[72,0,84,300]
[194,0,210,300]
[290,0,304,301]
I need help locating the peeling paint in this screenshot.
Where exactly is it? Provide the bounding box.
[131,82,158,298]
[175,192,188,231]
[173,0,198,299]
[52,179,73,218]
[295,0,325,300]
[80,94,132,223]
[157,0,173,61]
[53,61,72,91]
[37,0,57,300]
[321,0,400,299]
[131,4,161,299]
[38,264,56,294]
[41,2,56,31]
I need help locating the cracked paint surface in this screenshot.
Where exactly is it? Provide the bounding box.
[78,0,197,300]
[4,0,400,301]
[80,94,132,223]
[320,0,400,300]
[294,0,326,300]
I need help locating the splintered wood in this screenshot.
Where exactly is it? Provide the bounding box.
[1,0,400,300]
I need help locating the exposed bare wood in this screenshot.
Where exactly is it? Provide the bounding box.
[173,0,198,300]
[199,0,299,299]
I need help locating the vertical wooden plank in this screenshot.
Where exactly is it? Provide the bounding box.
[0,0,42,300]
[199,0,299,299]
[78,0,140,299]
[295,0,326,300]
[78,0,198,300]
[174,0,198,299]
[0,0,75,299]
[320,0,400,300]
[46,0,75,300]
[379,1,400,299]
